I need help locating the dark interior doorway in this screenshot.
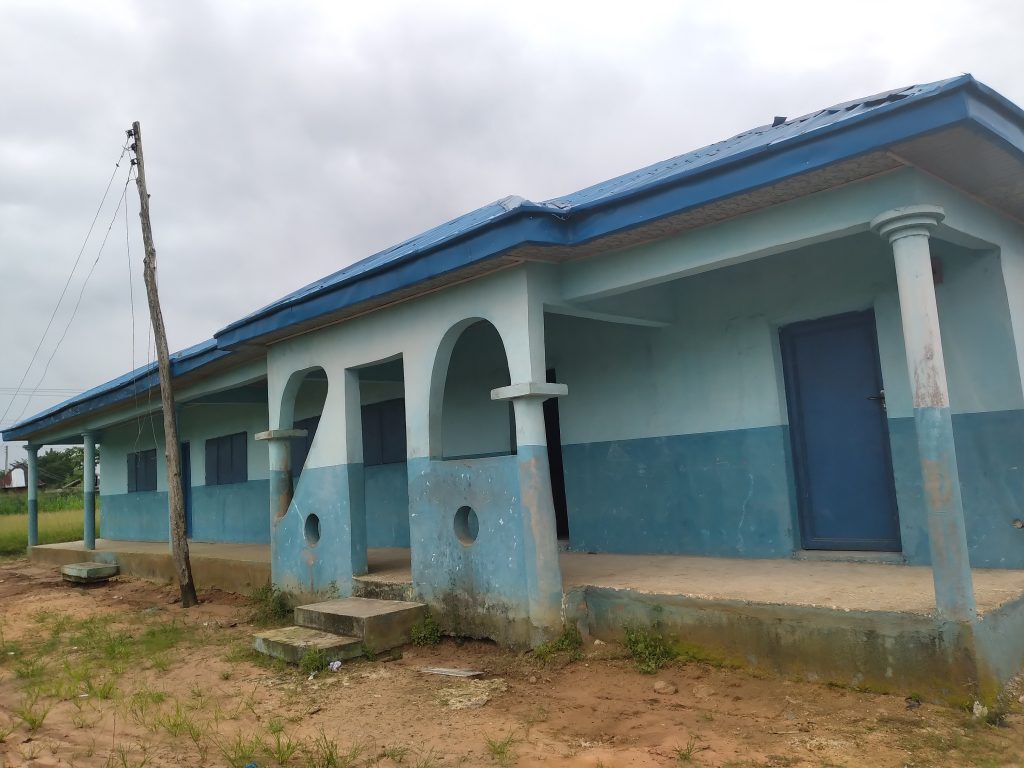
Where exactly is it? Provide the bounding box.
[544,368,569,540]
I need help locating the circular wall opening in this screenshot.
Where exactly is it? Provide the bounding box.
[304,513,321,546]
[454,505,479,545]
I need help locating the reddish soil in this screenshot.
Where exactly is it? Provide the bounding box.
[0,559,1021,767]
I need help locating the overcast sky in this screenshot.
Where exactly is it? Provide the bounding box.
[2,0,1023,460]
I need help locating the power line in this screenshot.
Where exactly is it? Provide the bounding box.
[0,142,130,429]
[13,164,137,424]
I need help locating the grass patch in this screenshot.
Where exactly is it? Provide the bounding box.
[485,732,516,767]
[622,624,676,674]
[247,583,291,626]
[410,614,442,647]
[533,625,583,664]
[0,508,97,556]
[0,490,87,516]
[299,647,328,677]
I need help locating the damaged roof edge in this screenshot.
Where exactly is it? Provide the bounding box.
[215,75,1018,350]
[1,340,230,443]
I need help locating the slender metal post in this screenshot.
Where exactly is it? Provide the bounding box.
[26,445,39,549]
[83,433,96,551]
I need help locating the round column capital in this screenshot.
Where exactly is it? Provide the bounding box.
[870,205,945,244]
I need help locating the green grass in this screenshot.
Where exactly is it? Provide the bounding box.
[410,613,443,647]
[246,583,291,626]
[533,625,583,664]
[0,508,97,556]
[0,490,90,515]
[622,624,676,674]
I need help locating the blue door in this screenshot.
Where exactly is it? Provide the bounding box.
[180,442,193,538]
[780,310,901,551]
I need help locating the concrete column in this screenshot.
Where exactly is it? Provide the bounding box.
[25,445,39,549]
[493,382,568,645]
[255,428,307,564]
[82,433,96,551]
[871,205,976,621]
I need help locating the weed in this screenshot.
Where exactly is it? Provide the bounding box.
[156,701,203,740]
[675,735,699,763]
[412,749,441,768]
[265,730,301,764]
[248,583,291,625]
[13,689,52,732]
[622,624,676,674]
[220,669,233,680]
[303,728,341,767]
[88,676,118,700]
[105,742,151,768]
[138,621,186,655]
[0,719,12,742]
[410,614,442,647]
[485,732,516,767]
[150,653,170,672]
[533,625,583,664]
[381,744,410,763]
[268,717,286,735]
[14,657,48,681]
[216,731,264,768]
[299,647,329,676]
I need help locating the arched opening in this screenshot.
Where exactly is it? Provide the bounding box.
[285,368,328,486]
[356,357,410,549]
[440,320,515,460]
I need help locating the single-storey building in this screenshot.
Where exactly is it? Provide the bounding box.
[8,74,1024,699]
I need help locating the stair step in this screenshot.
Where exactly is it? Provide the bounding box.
[61,562,119,584]
[253,626,363,665]
[294,597,427,652]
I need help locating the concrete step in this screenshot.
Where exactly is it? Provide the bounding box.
[61,562,119,584]
[253,626,363,664]
[294,597,427,652]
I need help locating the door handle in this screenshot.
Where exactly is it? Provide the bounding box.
[866,389,886,410]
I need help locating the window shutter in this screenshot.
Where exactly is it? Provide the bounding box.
[127,454,136,493]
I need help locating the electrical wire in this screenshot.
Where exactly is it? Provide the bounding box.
[0,143,130,429]
[14,164,136,423]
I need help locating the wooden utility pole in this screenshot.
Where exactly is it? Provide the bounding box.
[129,121,198,607]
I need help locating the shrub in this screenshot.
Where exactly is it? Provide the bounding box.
[410,614,442,647]
[622,624,676,674]
[247,584,290,626]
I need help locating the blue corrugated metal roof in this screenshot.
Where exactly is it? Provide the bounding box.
[218,75,995,343]
[2,339,228,441]
[7,73,1024,442]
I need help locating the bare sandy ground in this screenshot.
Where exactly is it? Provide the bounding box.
[0,559,1021,767]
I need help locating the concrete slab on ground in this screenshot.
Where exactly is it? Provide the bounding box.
[253,626,363,664]
[294,597,426,651]
[60,561,119,584]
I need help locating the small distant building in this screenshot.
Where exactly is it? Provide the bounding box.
[7,74,1024,700]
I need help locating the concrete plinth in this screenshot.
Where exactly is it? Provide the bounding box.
[294,597,426,652]
[253,626,363,664]
[61,561,119,584]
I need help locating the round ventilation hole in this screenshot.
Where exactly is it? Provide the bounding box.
[454,505,479,545]
[304,513,321,546]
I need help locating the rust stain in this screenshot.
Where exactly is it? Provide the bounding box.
[912,345,948,408]
[921,458,952,508]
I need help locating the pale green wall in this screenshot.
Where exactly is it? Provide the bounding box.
[441,321,514,459]
[547,233,1023,447]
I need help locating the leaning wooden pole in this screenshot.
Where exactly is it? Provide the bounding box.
[129,121,198,607]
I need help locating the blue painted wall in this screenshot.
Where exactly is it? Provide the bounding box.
[101,490,168,541]
[547,233,1024,566]
[407,452,535,645]
[562,427,794,557]
[190,480,271,544]
[365,463,410,547]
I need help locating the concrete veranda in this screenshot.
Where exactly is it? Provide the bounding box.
[30,539,1024,616]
